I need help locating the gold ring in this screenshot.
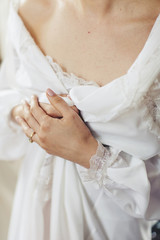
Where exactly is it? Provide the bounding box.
[29,131,35,143]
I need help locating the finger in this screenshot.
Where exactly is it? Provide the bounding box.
[39,102,62,118]
[23,100,40,132]
[15,116,39,143]
[46,89,73,118]
[71,105,79,114]
[30,95,50,124]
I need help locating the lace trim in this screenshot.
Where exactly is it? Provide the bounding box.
[142,78,160,140]
[46,55,98,90]
[81,141,121,188]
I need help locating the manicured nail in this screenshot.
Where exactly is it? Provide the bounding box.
[47,88,56,97]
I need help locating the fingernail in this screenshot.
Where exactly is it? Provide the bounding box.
[47,88,56,97]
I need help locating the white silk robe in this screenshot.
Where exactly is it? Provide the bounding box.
[0,1,160,240]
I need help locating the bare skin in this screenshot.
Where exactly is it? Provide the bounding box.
[12,0,160,167]
[15,92,98,168]
[18,0,160,86]
[12,94,79,121]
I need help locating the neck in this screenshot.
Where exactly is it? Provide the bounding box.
[71,0,152,19]
[76,0,131,16]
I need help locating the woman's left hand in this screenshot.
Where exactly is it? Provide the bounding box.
[16,89,98,168]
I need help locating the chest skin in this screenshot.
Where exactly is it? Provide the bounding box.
[18,0,160,87]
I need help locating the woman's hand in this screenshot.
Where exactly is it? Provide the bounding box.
[15,89,98,168]
[39,100,79,118]
[11,94,79,121]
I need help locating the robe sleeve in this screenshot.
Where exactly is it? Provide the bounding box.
[80,79,160,221]
[0,45,29,161]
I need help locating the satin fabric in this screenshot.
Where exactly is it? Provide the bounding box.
[0,1,160,239]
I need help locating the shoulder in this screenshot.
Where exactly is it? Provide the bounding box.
[151,1,160,17]
[19,0,54,7]
[18,0,56,23]
[18,0,57,36]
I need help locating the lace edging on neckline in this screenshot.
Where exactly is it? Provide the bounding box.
[46,55,99,89]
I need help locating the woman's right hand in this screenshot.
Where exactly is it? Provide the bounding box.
[11,94,79,123]
[39,101,79,118]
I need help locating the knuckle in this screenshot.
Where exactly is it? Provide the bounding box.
[24,125,29,133]
[41,117,50,130]
[39,132,46,143]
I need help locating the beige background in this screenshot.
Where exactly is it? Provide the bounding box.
[0,1,21,240]
[0,1,159,240]
[0,161,21,240]
[0,0,10,61]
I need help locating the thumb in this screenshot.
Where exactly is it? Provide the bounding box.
[46,88,72,117]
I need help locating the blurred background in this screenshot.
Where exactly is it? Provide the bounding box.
[0,1,160,240]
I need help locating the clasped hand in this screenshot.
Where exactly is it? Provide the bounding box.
[12,89,98,168]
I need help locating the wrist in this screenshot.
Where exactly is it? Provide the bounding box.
[79,137,98,169]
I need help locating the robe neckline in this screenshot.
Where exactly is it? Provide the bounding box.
[8,2,160,124]
[9,1,160,90]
